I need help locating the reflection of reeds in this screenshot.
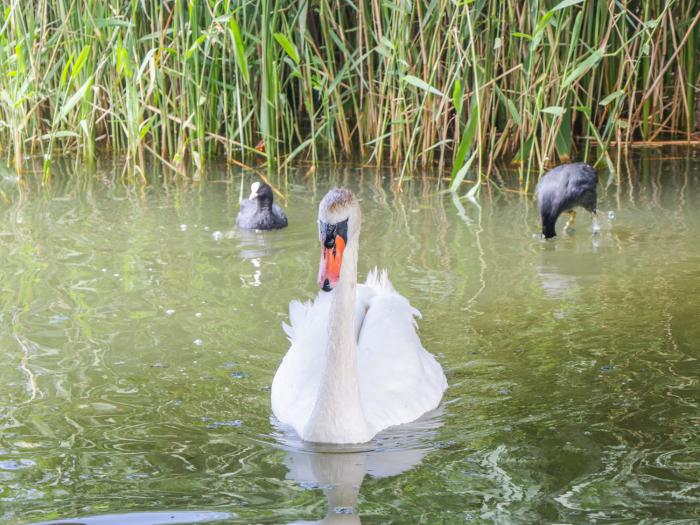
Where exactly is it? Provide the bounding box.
[0,1,698,181]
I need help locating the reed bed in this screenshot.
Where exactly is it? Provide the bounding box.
[0,0,698,187]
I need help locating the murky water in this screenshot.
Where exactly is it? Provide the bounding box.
[1,152,699,524]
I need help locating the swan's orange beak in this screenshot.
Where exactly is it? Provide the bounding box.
[318,219,348,292]
[318,236,345,291]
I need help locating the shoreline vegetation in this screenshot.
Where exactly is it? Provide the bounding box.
[0,0,699,188]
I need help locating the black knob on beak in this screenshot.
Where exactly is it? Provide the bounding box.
[324,236,335,249]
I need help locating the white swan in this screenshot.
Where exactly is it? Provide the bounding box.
[271,188,447,444]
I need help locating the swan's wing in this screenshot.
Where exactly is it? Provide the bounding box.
[271,293,332,432]
[273,286,373,436]
[358,269,447,435]
[282,298,313,341]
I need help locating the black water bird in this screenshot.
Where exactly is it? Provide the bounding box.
[236,181,288,230]
[536,163,598,239]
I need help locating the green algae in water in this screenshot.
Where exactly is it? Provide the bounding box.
[1,154,700,523]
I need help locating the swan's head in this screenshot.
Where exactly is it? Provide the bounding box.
[249,181,274,206]
[317,188,360,292]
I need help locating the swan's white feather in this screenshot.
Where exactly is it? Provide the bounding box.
[282,299,314,341]
[271,268,447,442]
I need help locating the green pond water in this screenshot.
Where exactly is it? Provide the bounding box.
[1,153,699,524]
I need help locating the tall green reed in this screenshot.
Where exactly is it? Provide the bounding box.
[0,0,697,185]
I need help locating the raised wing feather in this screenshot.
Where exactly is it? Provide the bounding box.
[358,270,447,435]
[282,299,313,341]
[272,269,446,441]
[272,288,375,435]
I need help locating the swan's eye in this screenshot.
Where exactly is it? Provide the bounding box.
[319,219,348,247]
[317,219,349,292]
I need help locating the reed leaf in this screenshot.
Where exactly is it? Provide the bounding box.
[0,0,696,182]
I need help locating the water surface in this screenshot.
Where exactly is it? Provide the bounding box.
[1,153,699,523]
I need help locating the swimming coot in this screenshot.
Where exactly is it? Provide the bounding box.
[536,163,598,239]
[236,181,288,230]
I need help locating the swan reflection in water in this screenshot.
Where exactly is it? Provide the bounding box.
[276,408,444,524]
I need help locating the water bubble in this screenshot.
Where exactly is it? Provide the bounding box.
[179,224,188,231]
[165,309,175,316]
[203,226,210,231]
[212,231,223,241]
[193,339,203,347]
[231,371,248,379]
[194,312,202,318]
[592,222,601,234]
[607,211,615,220]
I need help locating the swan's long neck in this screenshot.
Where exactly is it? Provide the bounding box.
[304,231,371,443]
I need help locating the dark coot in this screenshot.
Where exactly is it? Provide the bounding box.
[236,181,288,230]
[536,162,598,239]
